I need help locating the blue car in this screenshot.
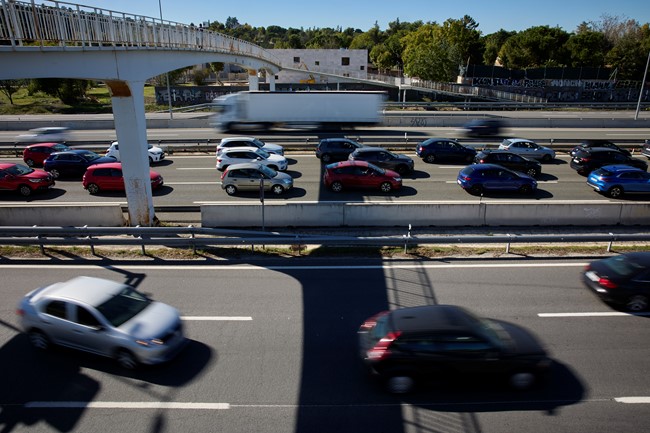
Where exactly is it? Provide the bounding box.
[457,163,537,195]
[587,165,650,198]
[44,149,116,178]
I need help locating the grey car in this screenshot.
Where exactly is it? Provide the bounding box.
[498,138,556,162]
[348,147,414,174]
[17,276,188,369]
[221,162,293,196]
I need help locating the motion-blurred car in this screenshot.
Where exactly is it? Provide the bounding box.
[474,149,542,177]
[586,165,650,198]
[457,163,537,195]
[0,162,55,197]
[216,147,288,172]
[569,139,630,158]
[16,127,71,143]
[105,141,165,164]
[221,162,293,196]
[642,140,650,159]
[17,276,188,369]
[323,160,402,193]
[498,138,555,162]
[216,136,284,156]
[461,118,504,137]
[348,147,414,174]
[44,149,116,178]
[23,142,70,167]
[416,138,476,164]
[82,162,163,194]
[570,147,648,175]
[315,138,363,163]
[582,252,650,311]
[358,305,551,393]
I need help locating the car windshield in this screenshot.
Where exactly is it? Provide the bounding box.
[53,144,69,152]
[601,255,646,277]
[462,310,510,348]
[252,138,265,148]
[5,164,34,176]
[79,151,100,161]
[259,164,277,178]
[254,148,270,159]
[502,139,515,146]
[367,163,386,175]
[96,286,152,327]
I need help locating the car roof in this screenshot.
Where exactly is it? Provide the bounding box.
[597,165,644,173]
[328,160,370,168]
[580,147,624,153]
[34,276,129,307]
[225,162,263,170]
[354,146,386,152]
[468,163,508,170]
[88,162,122,170]
[624,252,650,266]
[503,138,534,143]
[389,305,479,333]
[26,142,65,148]
[220,146,261,154]
[219,136,257,143]
[0,162,19,169]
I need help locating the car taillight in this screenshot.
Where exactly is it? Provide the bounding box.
[479,159,486,163]
[16,308,24,317]
[459,175,471,181]
[367,331,401,361]
[598,277,617,289]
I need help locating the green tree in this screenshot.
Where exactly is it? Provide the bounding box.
[498,26,570,69]
[606,23,650,79]
[482,29,515,65]
[401,23,455,81]
[0,79,26,105]
[440,16,483,72]
[565,31,609,67]
[29,79,91,105]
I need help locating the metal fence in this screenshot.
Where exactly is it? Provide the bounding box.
[1,226,649,255]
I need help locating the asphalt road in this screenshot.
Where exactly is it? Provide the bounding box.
[1,258,649,432]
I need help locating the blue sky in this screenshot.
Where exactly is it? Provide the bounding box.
[45,0,649,35]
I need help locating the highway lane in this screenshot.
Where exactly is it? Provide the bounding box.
[1,259,649,432]
[0,152,648,207]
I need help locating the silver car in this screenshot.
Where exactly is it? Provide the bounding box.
[221,162,293,196]
[216,136,284,156]
[498,138,556,162]
[216,147,288,171]
[17,276,187,369]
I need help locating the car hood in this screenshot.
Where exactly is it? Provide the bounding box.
[273,171,293,182]
[494,320,547,356]
[21,169,51,180]
[395,154,413,162]
[119,301,181,339]
[263,143,283,153]
[266,153,287,163]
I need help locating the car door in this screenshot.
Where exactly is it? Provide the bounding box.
[623,171,650,193]
[37,300,76,346]
[433,333,504,375]
[0,169,11,191]
[105,168,124,190]
[67,304,112,355]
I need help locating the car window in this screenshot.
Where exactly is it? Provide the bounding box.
[437,334,493,352]
[393,337,438,354]
[93,168,112,176]
[95,286,152,327]
[75,305,102,328]
[111,169,123,177]
[44,300,67,319]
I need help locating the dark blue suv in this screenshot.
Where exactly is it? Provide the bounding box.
[416,138,476,164]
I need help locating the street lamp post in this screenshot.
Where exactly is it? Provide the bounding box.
[635,49,650,121]
[158,0,174,120]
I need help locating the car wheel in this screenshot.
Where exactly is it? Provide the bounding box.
[87,183,100,195]
[395,165,408,175]
[509,371,536,390]
[424,154,436,163]
[28,329,50,350]
[25,158,35,167]
[386,375,415,394]
[380,182,393,193]
[519,184,533,195]
[49,169,60,179]
[468,184,483,195]
[149,157,153,164]
[115,348,138,369]
[542,154,552,162]
[626,295,649,312]
[224,184,237,196]
[330,181,343,192]
[526,168,539,177]
[271,184,285,195]
[18,184,33,197]
[607,186,623,198]
[321,153,332,163]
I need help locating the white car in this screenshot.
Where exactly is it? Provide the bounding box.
[498,138,556,162]
[106,141,165,164]
[216,136,284,156]
[216,147,288,171]
[16,127,72,143]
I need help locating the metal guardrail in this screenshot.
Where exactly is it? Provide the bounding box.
[1,226,649,255]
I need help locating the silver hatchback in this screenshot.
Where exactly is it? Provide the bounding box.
[17,276,188,369]
[221,162,293,196]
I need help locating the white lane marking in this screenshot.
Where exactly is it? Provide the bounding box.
[539,312,650,317]
[25,402,230,410]
[445,180,559,184]
[181,316,252,321]
[615,397,650,404]
[0,262,590,271]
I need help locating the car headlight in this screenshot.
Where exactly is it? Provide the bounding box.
[282,179,292,185]
[29,178,44,183]
[136,338,164,347]
[393,177,402,182]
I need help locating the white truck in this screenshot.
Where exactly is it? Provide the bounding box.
[210,91,385,131]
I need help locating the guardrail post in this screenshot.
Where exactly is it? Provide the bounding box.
[506,233,511,254]
[403,224,412,254]
[33,225,44,254]
[83,225,96,255]
[607,232,614,252]
[189,224,196,254]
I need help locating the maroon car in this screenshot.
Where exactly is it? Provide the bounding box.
[323,160,402,193]
[82,162,163,194]
[23,142,70,167]
[0,162,55,197]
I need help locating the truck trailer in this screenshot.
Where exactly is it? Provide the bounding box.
[210,91,386,131]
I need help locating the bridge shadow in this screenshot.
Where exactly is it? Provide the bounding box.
[0,188,66,201]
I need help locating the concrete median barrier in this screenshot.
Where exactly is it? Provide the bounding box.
[0,205,125,227]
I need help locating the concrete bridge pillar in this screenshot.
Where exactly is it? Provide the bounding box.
[248,69,259,91]
[104,80,156,226]
[268,73,276,92]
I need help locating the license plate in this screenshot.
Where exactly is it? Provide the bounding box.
[585,270,599,282]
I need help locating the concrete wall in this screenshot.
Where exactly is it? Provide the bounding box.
[0,205,125,227]
[201,202,650,228]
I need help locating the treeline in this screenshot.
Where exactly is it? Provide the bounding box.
[207,14,650,81]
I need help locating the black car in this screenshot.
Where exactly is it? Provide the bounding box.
[474,150,542,177]
[348,147,414,174]
[642,139,650,159]
[582,252,650,312]
[462,118,504,137]
[416,138,476,164]
[43,150,116,178]
[569,139,631,158]
[358,305,551,393]
[315,138,363,163]
[569,147,648,175]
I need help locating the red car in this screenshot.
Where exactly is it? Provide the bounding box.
[0,162,55,197]
[23,142,70,167]
[323,160,402,193]
[82,162,163,194]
